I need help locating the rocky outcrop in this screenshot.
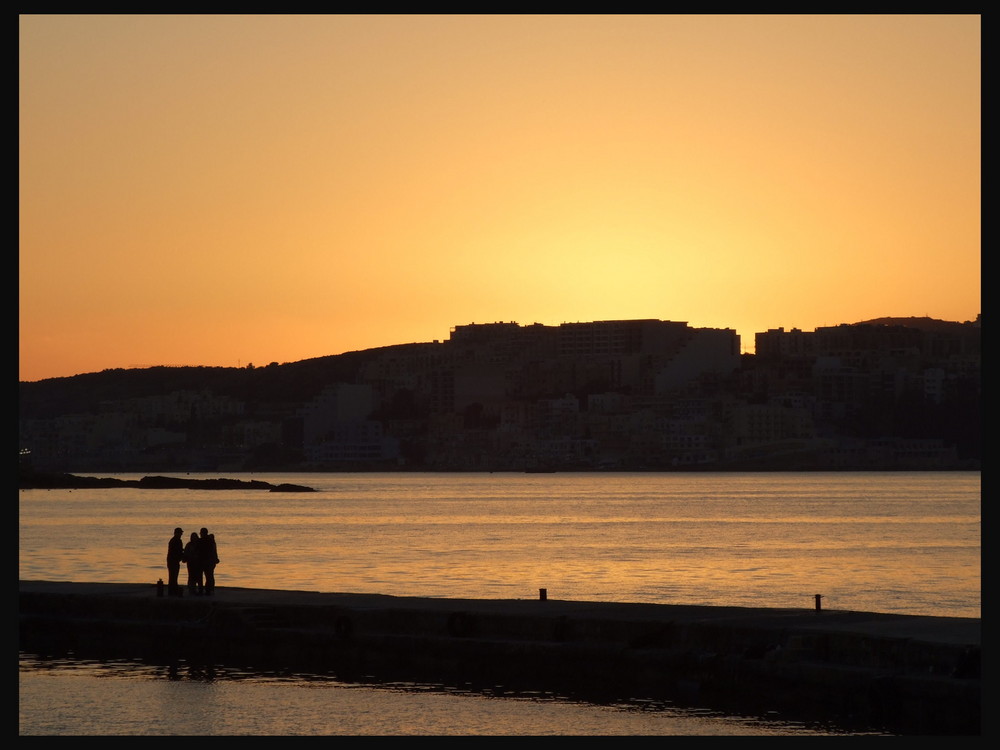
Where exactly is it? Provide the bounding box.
[19,470,315,492]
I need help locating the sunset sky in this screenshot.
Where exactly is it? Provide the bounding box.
[19,14,980,383]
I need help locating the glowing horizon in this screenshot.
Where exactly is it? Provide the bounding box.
[19,15,980,382]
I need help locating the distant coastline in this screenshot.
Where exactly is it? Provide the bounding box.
[19,316,980,475]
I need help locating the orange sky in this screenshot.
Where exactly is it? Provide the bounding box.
[19,14,981,382]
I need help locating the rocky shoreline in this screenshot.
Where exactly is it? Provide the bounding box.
[19,470,316,492]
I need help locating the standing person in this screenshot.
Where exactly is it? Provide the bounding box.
[183,531,203,595]
[166,527,184,596]
[199,527,219,595]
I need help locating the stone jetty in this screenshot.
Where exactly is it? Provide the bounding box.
[19,580,980,735]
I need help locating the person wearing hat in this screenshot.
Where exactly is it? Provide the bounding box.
[166,527,185,596]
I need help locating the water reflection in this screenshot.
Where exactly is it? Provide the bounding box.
[19,652,888,736]
[19,472,980,618]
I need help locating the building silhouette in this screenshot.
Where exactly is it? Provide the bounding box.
[19,316,980,473]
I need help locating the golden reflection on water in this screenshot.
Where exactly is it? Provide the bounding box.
[19,471,980,618]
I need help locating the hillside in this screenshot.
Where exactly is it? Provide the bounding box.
[19,317,981,473]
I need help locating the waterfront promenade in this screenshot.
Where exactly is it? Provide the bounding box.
[19,580,981,735]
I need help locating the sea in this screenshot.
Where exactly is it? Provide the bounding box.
[19,470,980,736]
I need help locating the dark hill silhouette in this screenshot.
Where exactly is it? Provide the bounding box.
[18,345,408,419]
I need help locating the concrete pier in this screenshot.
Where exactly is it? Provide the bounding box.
[19,580,980,735]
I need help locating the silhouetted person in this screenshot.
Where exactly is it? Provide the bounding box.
[166,527,184,596]
[199,527,219,595]
[184,531,203,595]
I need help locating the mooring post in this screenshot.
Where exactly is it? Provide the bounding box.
[539,588,547,601]
[815,593,823,612]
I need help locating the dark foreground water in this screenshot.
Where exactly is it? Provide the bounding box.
[20,654,891,736]
[19,471,978,735]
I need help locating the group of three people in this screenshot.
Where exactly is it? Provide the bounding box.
[166,526,219,596]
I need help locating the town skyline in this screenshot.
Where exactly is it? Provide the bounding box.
[19,314,980,475]
[17,311,980,383]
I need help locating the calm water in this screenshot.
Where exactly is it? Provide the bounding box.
[19,471,979,735]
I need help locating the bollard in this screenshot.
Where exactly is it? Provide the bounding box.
[815,593,823,612]
[539,588,547,601]
[156,578,164,597]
